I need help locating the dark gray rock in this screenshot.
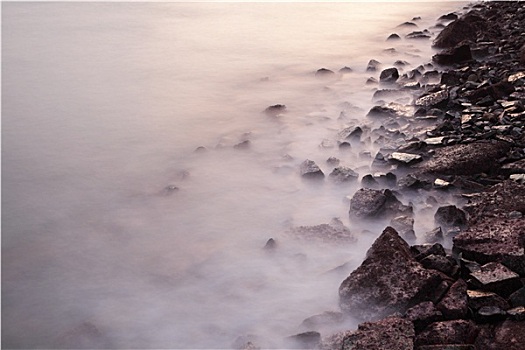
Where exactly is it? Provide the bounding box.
[433,44,473,66]
[411,243,447,261]
[264,238,277,250]
[406,31,431,40]
[339,227,443,320]
[366,59,381,72]
[339,66,353,73]
[379,67,399,84]
[264,104,286,116]
[421,254,458,278]
[329,166,359,183]
[433,13,484,48]
[300,159,324,179]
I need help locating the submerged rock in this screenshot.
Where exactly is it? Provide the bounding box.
[349,189,411,220]
[264,104,286,116]
[315,68,335,77]
[379,67,399,84]
[329,166,359,183]
[287,219,355,243]
[300,159,324,179]
[284,331,320,349]
[339,227,443,320]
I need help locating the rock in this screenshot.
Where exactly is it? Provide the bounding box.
[264,104,286,116]
[509,287,525,307]
[339,316,414,350]
[418,141,510,175]
[339,126,363,141]
[194,146,207,153]
[339,227,443,320]
[404,301,443,332]
[507,306,525,321]
[433,44,473,66]
[453,216,525,276]
[510,174,525,184]
[389,152,422,165]
[397,21,418,28]
[234,140,251,149]
[366,77,378,85]
[469,262,522,298]
[474,306,507,323]
[415,320,478,347]
[339,66,353,73]
[433,13,484,48]
[367,102,412,119]
[436,279,468,319]
[300,311,344,331]
[361,174,379,188]
[474,320,525,350]
[326,157,340,166]
[390,215,416,241]
[415,90,449,107]
[315,68,335,77]
[411,243,447,261]
[467,289,510,311]
[284,331,320,349]
[379,67,399,84]
[421,254,458,278]
[300,159,324,179]
[264,238,277,250]
[466,81,515,103]
[387,33,401,41]
[438,13,459,22]
[434,205,467,230]
[329,166,359,183]
[406,31,431,40]
[366,59,381,72]
[349,189,411,220]
[424,227,444,244]
[287,219,355,243]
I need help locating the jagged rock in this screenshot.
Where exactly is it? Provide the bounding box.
[366,59,381,72]
[415,320,479,347]
[467,289,510,311]
[379,67,399,84]
[390,215,416,241]
[418,141,510,175]
[264,238,277,250]
[326,156,340,166]
[300,159,324,179]
[329,166,359,183]
[339,227,443,320]
[433,13,484,48]
[433,44,473,66]
[469,262,522,297]
[349,189,411,220]
[434,205,467,231]
[415,90,449,107]
[466,81,515,103]
[284,331,320,349]
[340,316,414,350]
[474,320,525,350]
[339,125,363,141]
[453,216,525,276]
[404,301,443,332]
[421,255,458,278]
[436,279,468,319]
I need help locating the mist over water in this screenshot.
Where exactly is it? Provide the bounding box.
[3,2,466,348]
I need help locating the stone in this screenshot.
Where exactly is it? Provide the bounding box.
[264,104,286,116]
[415,90,449,107]
[411,243,447,261]
[474,306,507,323]
[434,205,467,230]
[367,102,412,119]
[300,311,344,331]
[379,67,399,84]
[264,238,277,250]
[315,68,335,77]
[389,152,422,165]
[387,33,401,41]
[421,255,458,278]
[509,287,525,307]
[339,66,353,73]
[507,306,525,321]
[349,189,411,220]
[287,219,355,243]
[433,44,473,66]
[340,316,414,350]
[300,159,324,179]
[326,157,340,166]
[438,13,459,22]
[436,279,468,319]
[415,320,478,347]
[453,216,525,276]
[366,59,381,72]
[339,125,363,141]
[232,335,261,350]
[397,21,418,28]
[467,290,510,311]
[469,262,522,298]
[339,227,443,320]
[284,331,320,349]
[329,166,359,183]
[406,31,431,40]
[433,13,484,48]
[390,215,416,241]
[424,227,444,244]
[404,301,443,332]
[234,140,251,149]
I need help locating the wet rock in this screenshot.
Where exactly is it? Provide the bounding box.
[366,77,378,85]
[263,238,277,250]
[349,189,411,220]
[415,320,479,347]
[438,13,458,22]
[264,104,286,116]
[436,279,468,320]
[300,159,324,179]
[390,215,416,241]
[469,262,522,298]
[421,255,458,279]
[315,68,335,77]
[434,205,467,231]
[161,184,180,195]
[329,166,359,183]
[366,59,381,72]
[361,174,379,189]
[474,320,525,350]
[300,311,344,331]
[418,141,510,175]
[339,227,443,320]
[415,90,449,108]
[433,44,473,66]
[453,215,525,276]
[379,67,399,84]
[467,289,510,311]
[387,33,401,41]
[284,331,320,349]
[474,306,507,323]
[404,301,443,332]
[433,13,484,49]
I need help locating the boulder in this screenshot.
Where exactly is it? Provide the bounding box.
[453,216,525,276]
[434,205,467,231]
[436,279,468,320]
[339,227,443,320]
[415,320,479,347]
[433,44,473,66]
[433,13,484,48]
[264,104,286,116]
[337,316,415,350]
[379,67,399,84]
[300,159,324,179]
[349,189,411,220]
[329,166,359,183]
[469,262,522,298]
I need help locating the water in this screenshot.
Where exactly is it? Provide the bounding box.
[2,2,466,348]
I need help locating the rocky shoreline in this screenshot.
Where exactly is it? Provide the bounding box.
[247,2,525,349]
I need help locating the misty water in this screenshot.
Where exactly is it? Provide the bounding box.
[3,2,466,348]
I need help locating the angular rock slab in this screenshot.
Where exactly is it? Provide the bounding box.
[322,316,414,350]
[339,227,443,320]
[453,216,525,276]
[469,262,522,298]
[415,320,478,347]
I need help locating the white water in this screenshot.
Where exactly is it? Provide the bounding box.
[2,2,466,348]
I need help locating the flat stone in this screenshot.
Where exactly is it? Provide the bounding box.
[339,227,443,320]
[470,262,522,297]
